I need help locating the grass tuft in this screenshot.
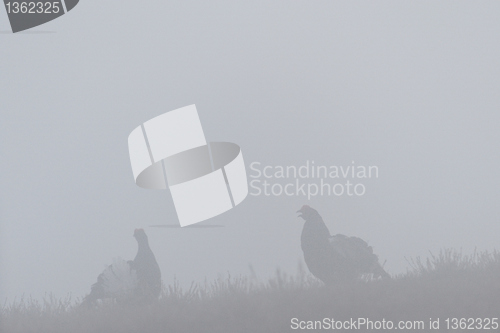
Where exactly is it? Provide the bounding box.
[1,249,499,333]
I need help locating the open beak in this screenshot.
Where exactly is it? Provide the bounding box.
[297,209,303,218]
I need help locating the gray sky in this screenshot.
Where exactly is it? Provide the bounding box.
[1,1,500,302]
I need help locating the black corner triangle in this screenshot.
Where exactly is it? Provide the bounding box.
[64,0,78,12]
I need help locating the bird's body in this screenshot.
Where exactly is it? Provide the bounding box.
[130,229,162,300]
[298,205,389,284]
[83,229,161,305]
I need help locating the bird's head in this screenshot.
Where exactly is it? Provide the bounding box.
[134,228,148,243]
[297,205,318,220]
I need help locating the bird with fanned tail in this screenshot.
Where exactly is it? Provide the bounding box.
[82,229,161,305]
[297,205,389,284]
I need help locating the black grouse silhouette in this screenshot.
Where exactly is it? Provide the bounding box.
[83,229,161,304]
[298,205,389,284]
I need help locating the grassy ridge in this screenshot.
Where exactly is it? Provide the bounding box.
[1,249,499,333]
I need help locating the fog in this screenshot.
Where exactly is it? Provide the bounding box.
[1,1,499,303]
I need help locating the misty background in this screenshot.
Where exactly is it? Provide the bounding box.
[1,1,499,303]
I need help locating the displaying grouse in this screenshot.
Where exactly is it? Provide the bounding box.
[297,205,389,284]
[83,229,161,304]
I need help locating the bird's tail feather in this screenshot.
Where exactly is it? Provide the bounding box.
[81,257,139,306]
[100,257,139,297]
[373,261,391,279]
